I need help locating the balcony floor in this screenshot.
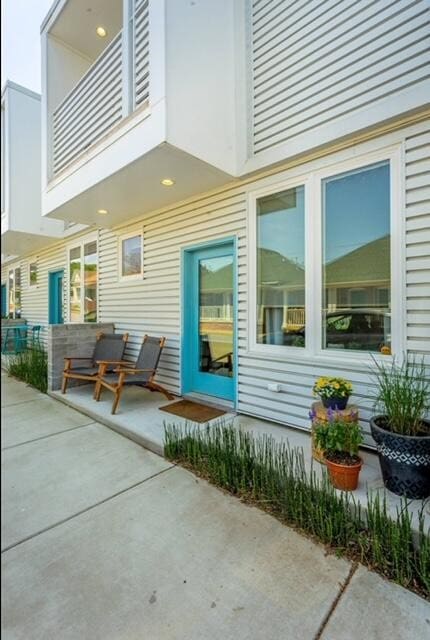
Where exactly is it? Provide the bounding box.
[50,382,429,531]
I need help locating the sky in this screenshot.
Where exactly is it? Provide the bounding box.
[1,0,53,94]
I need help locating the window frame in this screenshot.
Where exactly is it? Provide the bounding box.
[28,260,38,287]
[67,232,99,323]
[7,265,22,319]
[118,229,144,281]
[247,144,403,365]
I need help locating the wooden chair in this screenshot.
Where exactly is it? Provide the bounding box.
[94,335,174,414]
[62,332,129,395]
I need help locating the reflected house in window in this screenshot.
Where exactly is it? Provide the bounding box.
[325,235,390,312]
[257,248,305,345]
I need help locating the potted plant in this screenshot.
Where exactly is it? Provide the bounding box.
[370,357,430,499]
[313,410,363,491]
[313,377,353,410]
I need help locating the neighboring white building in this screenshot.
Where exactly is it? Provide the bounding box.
[2,0,430,445]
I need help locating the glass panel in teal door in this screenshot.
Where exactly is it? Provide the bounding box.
[49,270,64,324]
[184,243,235,402]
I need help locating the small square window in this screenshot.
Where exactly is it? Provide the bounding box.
[120,234,143,278]
[29,262,38,286]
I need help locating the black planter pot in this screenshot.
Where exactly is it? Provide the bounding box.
[321,396,349,410]
[370,416,430,499]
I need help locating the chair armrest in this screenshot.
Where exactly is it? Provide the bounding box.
[64,356,93,361]
[96,360,133,366]
[113,367,155,375]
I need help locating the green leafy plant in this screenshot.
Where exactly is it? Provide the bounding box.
[313,376,353,399]
[7,348,48,393]
[371,356,430,436]
[164,422,429,597]
[313,413,363,458]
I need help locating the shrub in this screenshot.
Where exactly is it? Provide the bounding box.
[164,421,429,597]
[371,356,430,436]
[7,348,48,393]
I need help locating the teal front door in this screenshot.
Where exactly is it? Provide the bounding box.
[183,240,236,403]
[49,270,64,324]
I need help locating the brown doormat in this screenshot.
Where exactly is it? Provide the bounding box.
[159,399,226,423]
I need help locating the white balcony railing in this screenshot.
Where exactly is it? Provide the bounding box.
[134,0,150,107]
[52,31,123,175]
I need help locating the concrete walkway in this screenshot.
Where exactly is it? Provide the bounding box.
[1,374,429,639]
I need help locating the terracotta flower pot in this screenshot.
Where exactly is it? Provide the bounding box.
[325,457,362,491]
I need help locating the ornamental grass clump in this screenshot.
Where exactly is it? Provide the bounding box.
[164,421,429,597]
[7,347,48,393]
[371,356,430,436]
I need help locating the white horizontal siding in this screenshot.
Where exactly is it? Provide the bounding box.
[1,243,67,347]
[405,126,430,356]
[251,0,430,154]
[4,120,429,447]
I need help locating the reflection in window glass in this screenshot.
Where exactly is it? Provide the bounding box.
[69,247,81,322]
[122,235,142,277]
[322,162,391,353]
[29,263,38,286]
[199,256,234,377]
[15,268,21,318]
[256,186,305,346]
[8,268,21,319]
[8,270,14,319]
[84,241,97,322]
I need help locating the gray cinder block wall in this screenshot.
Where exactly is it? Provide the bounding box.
[47,323,115,391]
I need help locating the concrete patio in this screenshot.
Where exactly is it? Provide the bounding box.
[51,381,430,530]
[2,373,429,639]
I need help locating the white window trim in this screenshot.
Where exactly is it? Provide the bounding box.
[67,232,99,323]
[247,143,404,367]
[28,259,38,287]
[118,229,144,281]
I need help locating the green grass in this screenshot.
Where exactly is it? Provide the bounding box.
[164,421,430,598]
[7,348,48,393]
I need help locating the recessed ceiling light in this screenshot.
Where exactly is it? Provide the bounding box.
[96,26,107,38]
[97,209,108,215]
[161,178,175,187]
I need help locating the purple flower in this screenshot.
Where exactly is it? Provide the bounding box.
[309,409,317,421]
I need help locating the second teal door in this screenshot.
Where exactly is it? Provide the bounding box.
[183,241,235,403]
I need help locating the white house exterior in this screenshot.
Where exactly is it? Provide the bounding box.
[2,0,430,446]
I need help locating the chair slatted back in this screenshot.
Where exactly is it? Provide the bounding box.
[92,333,128,370]
[135,335,165,382]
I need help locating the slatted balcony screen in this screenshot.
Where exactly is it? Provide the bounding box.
[134,0,150,107]
[52,31,123,175]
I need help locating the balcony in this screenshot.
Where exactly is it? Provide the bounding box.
[42,0,243,227]
[1,81,64,258]
[52,31,123,175]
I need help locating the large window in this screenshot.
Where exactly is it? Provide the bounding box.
[69,239,98,323]
[120,232,143,279]
[322,162,391,353]
[251,153,396,358]
[8,267,21,319]
[256,186,305,346]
